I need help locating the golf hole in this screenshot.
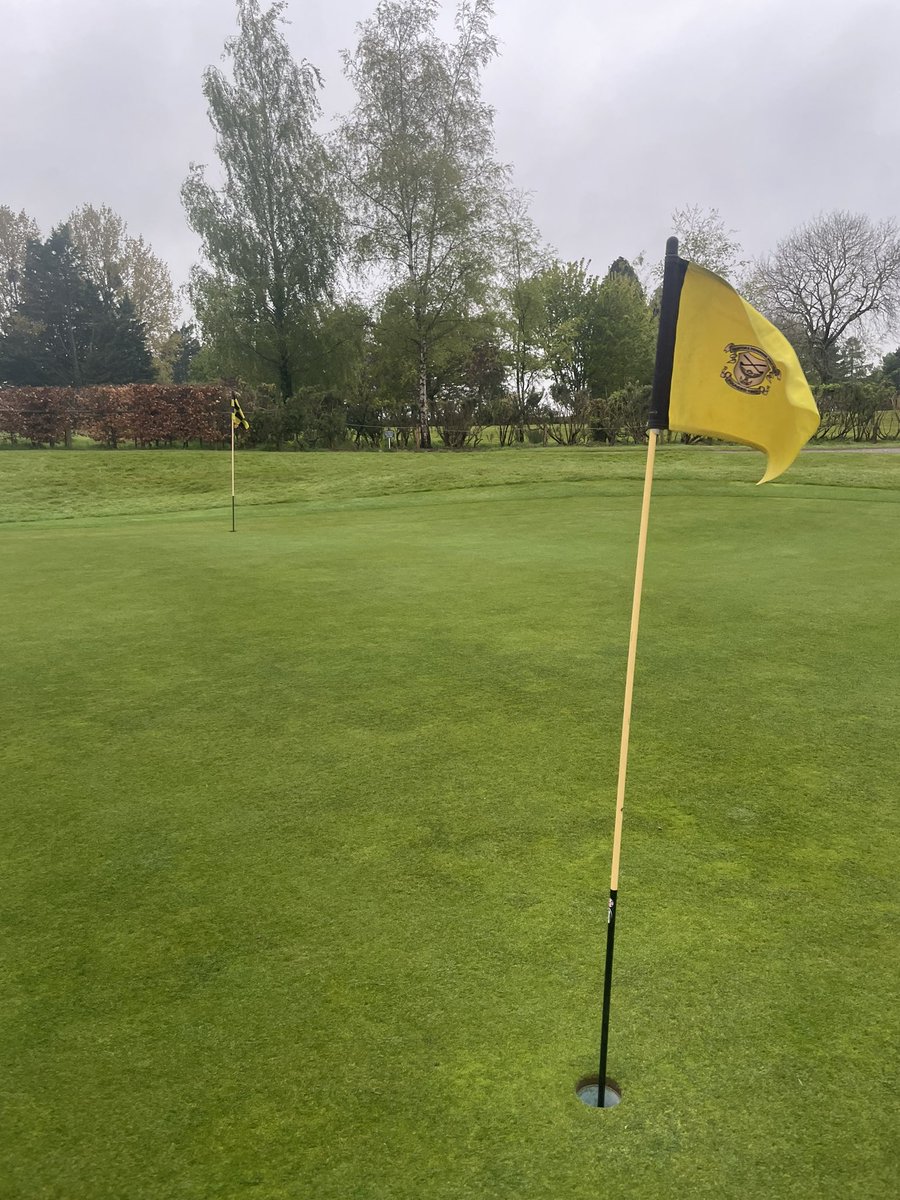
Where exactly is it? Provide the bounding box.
[575,1074,621,1109]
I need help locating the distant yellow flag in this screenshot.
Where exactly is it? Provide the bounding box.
[667,263,819,482]
[231,396,250,430]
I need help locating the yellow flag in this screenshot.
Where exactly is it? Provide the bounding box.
[667,262,819,482]
[231,396,250,430]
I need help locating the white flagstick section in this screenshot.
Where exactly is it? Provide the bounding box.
[230,405,236,533]
[610,427,657,888]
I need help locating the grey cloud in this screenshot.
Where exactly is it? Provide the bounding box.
[1,0,897,304]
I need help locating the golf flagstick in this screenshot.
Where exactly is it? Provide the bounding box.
[595,237,683,1106]
[593,233,820,1105]
[596,426,658,1105]
[231,397,236,533]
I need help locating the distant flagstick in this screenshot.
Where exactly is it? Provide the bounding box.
[596,237,682,1106]
[231,397,236,533]
[230,394,249,532]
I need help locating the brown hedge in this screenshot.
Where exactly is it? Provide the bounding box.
[0,385,234,447]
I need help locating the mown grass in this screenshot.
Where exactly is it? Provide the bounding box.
[1,448,897,1199]
[2,441,900,525]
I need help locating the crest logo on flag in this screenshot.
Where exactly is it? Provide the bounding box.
[721,344,782,395]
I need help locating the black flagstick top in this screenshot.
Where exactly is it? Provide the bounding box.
[648,236,687,433]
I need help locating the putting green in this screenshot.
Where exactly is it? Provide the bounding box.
[1,447,897,1199]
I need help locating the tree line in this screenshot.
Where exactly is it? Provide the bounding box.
[2,0,899,451]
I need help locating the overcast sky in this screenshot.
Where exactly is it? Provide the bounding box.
[2,0,898,303]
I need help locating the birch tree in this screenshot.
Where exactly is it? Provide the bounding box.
[182,0,341,399]
[340,0,506,447]
[496,190,549,440]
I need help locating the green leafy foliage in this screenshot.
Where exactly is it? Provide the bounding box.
[340,0,506,445]
[537,260,655,416]
[244,386,348,450]
[431,331,506,447]
[814,378,897,441]
[495,190,550,441]
[182,0,341,399]
[589,275,656,397]
[66,203,177,356]
[155,323,202,385]
[537,259,601,400]
[879,345,900,391]
[591,382,652,445]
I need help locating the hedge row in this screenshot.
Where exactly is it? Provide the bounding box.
[0,385,234,448]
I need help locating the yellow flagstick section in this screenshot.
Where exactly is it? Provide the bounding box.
[596,428,657,1107]
[609,427,657,889]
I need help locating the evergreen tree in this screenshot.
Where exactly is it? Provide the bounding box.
[87,294,155,384]
[0,225,153,387]
[171,323,202,383]
[0,227,102,386]
[604,256,643,293]
[881,346,900,391]
[589,274,656,397]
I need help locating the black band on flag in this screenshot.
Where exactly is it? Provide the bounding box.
[648,237,688,431]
